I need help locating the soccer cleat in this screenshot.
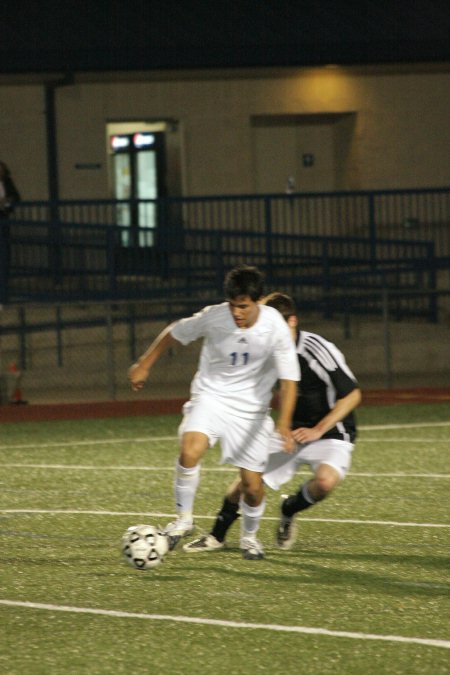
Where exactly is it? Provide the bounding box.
[183,534,224,553]
[163,519,195,551]
[276,495,297,550]
[240,536,265,560]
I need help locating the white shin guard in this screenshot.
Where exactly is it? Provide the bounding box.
[174,461,200,521]
[240,497,266,538]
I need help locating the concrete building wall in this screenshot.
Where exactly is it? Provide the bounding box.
[0,86,47,199]
[1,64,449,201]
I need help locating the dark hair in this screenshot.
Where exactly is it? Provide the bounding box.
[262,292,297,321]
[224,264,264,301]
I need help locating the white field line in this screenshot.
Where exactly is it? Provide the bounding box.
[0,420,449,452]
[0,599,448,650]
[359,422,450,431]
[0,463,448,479]
[0,436,177,450]
[361,439,450,442]
[0,463,234,472]
[0,509,448,528]
[348,472,449,478]
[390,580,450,591]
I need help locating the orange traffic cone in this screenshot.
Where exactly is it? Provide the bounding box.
[8,362,28,405]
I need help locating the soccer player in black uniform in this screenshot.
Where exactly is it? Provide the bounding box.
[183,292,361,552]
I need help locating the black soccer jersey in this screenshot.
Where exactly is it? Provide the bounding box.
[293,330,359,442]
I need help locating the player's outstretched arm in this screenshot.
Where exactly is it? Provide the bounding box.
[275,378,298,452]
[128,325,178,391]
[292,388,362,443]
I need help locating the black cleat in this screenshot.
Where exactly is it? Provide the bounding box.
[276,495,297,550]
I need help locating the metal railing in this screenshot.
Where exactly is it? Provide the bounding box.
[2,187,448,313]
[2,223,439,318]
[1,288,449,403]
[11,186,450,244]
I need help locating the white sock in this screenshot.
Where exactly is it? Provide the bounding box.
[240,497,266,539]
[174,461,200,521]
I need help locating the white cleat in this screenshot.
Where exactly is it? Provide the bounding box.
[183,534,224,553]
[240,536,265,560]
[164,519,195,550]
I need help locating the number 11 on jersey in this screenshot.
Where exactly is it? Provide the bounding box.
[230,352,250,366]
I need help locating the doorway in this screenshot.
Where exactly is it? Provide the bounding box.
[107,120,182,247]
[251,113,356,194]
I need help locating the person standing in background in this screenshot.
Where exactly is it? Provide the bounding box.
[0,161,20,216]
[0,161,21,304]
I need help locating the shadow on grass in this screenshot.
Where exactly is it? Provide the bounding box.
[151,546,450,599]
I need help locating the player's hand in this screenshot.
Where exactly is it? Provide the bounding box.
[292,426,323,443]
[128,362,150,391]
[276,425,295,453]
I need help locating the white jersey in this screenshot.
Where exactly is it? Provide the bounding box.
[170,302,300,416]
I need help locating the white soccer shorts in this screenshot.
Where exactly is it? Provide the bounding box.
[263,434,354,490]
[178,396,274,472]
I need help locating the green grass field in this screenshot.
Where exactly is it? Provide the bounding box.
[1,402,449,674]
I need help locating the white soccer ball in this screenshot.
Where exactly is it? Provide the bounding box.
[122,524,170,570]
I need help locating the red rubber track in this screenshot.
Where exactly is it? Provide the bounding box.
[0,388,449,424]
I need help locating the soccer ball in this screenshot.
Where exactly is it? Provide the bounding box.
[122,524,170,570]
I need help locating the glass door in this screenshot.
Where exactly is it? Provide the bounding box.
[136,149,158,246]
[110,130,166,247]
[111,139,132,246]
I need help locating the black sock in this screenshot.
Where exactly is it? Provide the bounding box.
[210,497,240,542]
[282,482,316,518]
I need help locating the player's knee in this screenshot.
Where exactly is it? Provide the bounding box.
[243,491,260,507]
[179,448,201,468]
[315,473,339,497]
[180,433,208,467]
[241,482,263,506]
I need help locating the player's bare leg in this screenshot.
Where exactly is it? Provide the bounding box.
[308,463,341,500]
[277,463,341,549]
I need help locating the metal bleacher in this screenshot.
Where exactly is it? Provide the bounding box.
[1,187,449,399]
[3,187,449,322]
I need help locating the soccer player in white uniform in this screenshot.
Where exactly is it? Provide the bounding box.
[128,266,300,559]
[183,292,361,553]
